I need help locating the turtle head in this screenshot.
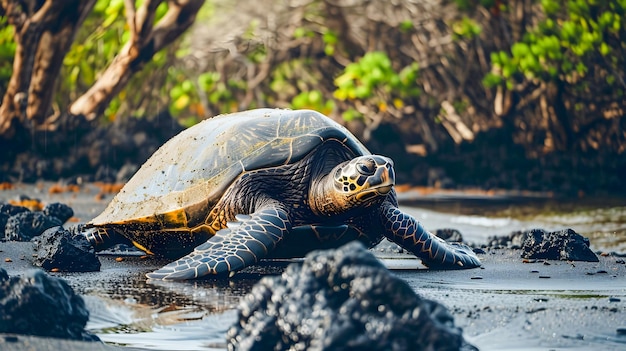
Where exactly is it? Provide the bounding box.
[311,155,395,216]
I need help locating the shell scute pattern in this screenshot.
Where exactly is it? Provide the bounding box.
[90,109,359,227]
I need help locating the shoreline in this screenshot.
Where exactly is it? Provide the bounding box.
[1,241,625,350]
[1,182,625,350]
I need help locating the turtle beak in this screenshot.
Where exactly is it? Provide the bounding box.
[372,163,395,195]
[377,185,392,194]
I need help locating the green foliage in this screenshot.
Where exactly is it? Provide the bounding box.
[399,20,414,33]
[0,17,16,95]
[270,60,300,98]
[540,0,560,15]
[334,52,419,100]
[267,58,334,115]
[452,16,482,39]
[170,77,196,112]
[333,52,419,120]
[291,90,335,114]
[341,107,362,121]
[61,0,175,121]
[293,27,315,39]
[65,0,127,89]
[168,69,247,122]
[322,30,338,56]
[454,0,496,11]
[485,0,625,93]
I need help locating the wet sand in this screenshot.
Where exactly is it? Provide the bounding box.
[1,242,625,350]
[1,183,626,350]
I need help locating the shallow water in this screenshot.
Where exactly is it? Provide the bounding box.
[2,185,625,350]
[79,250,626,351]
[78,197,626,351]
[399,195,626,253]
[87,294,235,351]
[82,273,253,350]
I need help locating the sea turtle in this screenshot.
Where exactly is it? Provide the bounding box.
[84,109,480,280]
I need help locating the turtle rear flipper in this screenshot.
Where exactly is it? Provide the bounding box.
[146,206,290,280]
[84,228,133,252]
[380,202,481,269]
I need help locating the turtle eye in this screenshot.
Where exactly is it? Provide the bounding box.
[334,168,343,180]
[356,158,376,176]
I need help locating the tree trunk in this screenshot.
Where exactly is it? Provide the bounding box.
[0,0,96,137]
[69,0,205,120]
[546,80,572,151]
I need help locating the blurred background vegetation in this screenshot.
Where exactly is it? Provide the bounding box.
[0,0,624,194]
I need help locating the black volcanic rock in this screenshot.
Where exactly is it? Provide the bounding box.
[0,203,29,217]
[434,228,464,243]
[43,202,74,223]
[228,241,475,351]
[4,211,62,241]
[33,226,101,272]
[521,228,599,262]
[0,268,99,341]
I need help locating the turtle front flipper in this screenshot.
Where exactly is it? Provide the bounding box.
[380,202,481,269]
[146,206,291,280]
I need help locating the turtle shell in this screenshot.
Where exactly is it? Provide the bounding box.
[89,109,370,227]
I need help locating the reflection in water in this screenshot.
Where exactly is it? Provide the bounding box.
[78,269,265,350]
[86,293,237,351]
[399,196,626,253]
[69,196,625,350]
[76,269,261,310]
[78,274,260,350]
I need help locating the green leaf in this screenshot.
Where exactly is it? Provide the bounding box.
[498,51,510,64]
[511,42,530,57]
[322,30,338,45]
[334,72,355,89]
[198,72,219,91]
[170,86,183,100]
[502,64,514,78]
[291,92,308,108]
[293,27,307,39]
[308,90,322,104]
[541,0,560,14]
[600,42,611,56]
[399,20,413,32]
[482,73,502,87]
[606,75,615,85]
[490,52,501,65]
[324,45,335,56]
[181,80,193,93]
[173,94,191,111]
[354,85,371,99]
[341,108,362,121]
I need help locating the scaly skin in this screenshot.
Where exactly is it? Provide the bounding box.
[380,201,481,269]
[144,155,481,280]
[146,205,290,280]
[86,110,481,281]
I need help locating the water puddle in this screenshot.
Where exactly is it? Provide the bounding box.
[86,295,235,350]
[80,275,257,350]
[4,184,624,350]
[398,196,626,253]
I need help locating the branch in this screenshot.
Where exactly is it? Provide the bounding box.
[0,0,96,136]
[69,0,205,120]
[0,0,28,31]
[123,0,137,39]
[439,100,475,144]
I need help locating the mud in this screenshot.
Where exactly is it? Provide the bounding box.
[0,183,625,350]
